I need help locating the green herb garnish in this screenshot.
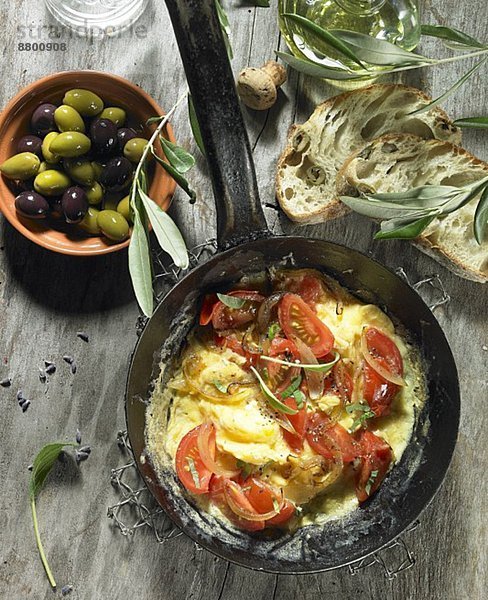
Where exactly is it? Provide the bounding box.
[213,380,229,394]
[217,293,247,309]
[281,376,302,399]
[267,322,280,341]
[236,459,253,479]
[346,404,375,431]
[293,389,306,409]
[30,442,77,589]
[341,176,488,246]
[261,351,340,373]
[187,457,200,488]
[365,469,379,496]
[251,366,299,415]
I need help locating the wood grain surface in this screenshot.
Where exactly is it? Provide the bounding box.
[0,1,486,598]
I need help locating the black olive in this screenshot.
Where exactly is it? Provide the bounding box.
[15,191,50,219]
[30,104,57,137]
[90,118,118,157]
[117,127,137,150]
[61,186,88,224]
[17,135,43,157]
[100,157,134,192]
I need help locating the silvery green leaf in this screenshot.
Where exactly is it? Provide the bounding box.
[216,293,246,309]
[129,201,154,317]
[330,29,431,65]
[374,214,437,240]
[341,195,440,219]
[421,24,485,50]
[474,185,488,244]
[409,57,487,115]
[371,185,460,202]
[151,149,196,202]
[137,186,189,270]
[453,116,488,129]
[159,136,195,173]
[215,0,233,60]
[441,177,488,213]
[276,51,366,80]
[188,95,206,156]
[281,14,367,70]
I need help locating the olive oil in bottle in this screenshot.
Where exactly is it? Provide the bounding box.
[278,0,421,87]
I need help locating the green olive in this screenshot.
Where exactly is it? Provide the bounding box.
[78,206,101,235]
[117,195,133,223]
[39,161,63,173]
[85,182,103,205]
[91,161,105,180]
[123,137,148,163]
[63,89,104,117]
[97,210,130,241]
[99,107,127,127]
[49,132,91,158]
[0,152,40,180]
[34,170,71,196]
[54,105,85,133]
[64,158,95,186]
[41,132,61,164]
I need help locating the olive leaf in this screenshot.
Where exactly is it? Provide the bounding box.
[215,0,233,60]
[408,57,487,115]
[30,442,77,589]
[129,199,154,318]
[137,185,189,271]
[276,51,365,81]
[159,136,195,173]
[281,13,367,70]
[261,351,340,373]
[474,185,488,244]
[188,95,206,156]
[330,29,431,66]
[374,215,437,240]
[216,292,246,308]
[151,148,197,203]
[453,116,488,129]
[421,24,485,50]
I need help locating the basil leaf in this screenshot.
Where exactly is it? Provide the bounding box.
[331,29,430,66]
[213,380,229,394]
[374,215,437,240]
[129,199,154,317]
[345,403,372,414]
[281,376,302,399]
[216,293,246,309]
[151,149,197,203]
[453,116,488,129]
[474,185,488,244]
[30,442,77,589]
[409,57,487,115]
[293,389,306,409]
[215,0,233,60]
[137,185,189,270]
[268,322,280,340]
[159,136,196,173]
[276,51,368,80]
[364,469,379,496]
[188,95,206,156]
[421,24,485,50]
[251,366,299,415]
[281,14,367,70]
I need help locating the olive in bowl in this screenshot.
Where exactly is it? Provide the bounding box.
[0,71,176,256]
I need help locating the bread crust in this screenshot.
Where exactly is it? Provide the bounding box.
[276,83,461,224]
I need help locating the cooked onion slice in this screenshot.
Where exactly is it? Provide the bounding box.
[256,292,284,333]
[360,328,405,386]
[197,423,241,479]
[224,480,284,521]
[293,337,324,400]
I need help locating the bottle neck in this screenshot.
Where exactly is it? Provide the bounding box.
[334,0,387,16]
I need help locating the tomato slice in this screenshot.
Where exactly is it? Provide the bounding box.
[306,412,359,463]
[245,477,295,527]
[282,397,308,453]
[279,294,334,357]
[199,294,219,326]
[175,425,214,495]
[363,328,403,417]
[209,476,265,531]
[211,291,264,331]
[266,337,301,392]
[354,429,393,502]
[272,269,330,308]
[324,362,353,401]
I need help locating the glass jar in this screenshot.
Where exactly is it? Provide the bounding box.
[278,0,421,87]
[45,0,149,34]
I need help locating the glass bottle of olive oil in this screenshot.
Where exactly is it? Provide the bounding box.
[278,0,421,88]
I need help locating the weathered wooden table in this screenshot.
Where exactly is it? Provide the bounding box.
[0,1,486,598]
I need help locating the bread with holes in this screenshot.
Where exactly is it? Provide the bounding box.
[336,134,488,283]
[275,84,462,224]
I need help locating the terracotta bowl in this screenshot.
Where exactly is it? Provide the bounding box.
[0,71,176,256]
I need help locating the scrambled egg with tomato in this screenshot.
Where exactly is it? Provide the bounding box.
[146,270,425,530]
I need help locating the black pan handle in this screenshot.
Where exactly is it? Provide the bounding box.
[164,0,270,249]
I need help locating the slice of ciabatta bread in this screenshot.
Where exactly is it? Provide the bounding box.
[336,134,488,283]
[276,84,462,224]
